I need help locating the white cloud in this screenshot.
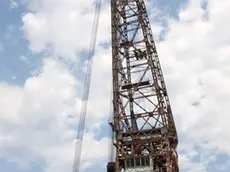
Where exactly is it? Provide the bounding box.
[157,0,230,170]
[179,154,206,172]
[21,0,111,60]
[10,0,19,9]
[0,58,110,171]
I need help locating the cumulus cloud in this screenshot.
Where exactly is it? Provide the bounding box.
[21,0,111,60]
[0,58,110,171]
[2,1,113,171]
[158,0,230,170]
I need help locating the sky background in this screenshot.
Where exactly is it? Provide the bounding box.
[0,0,230,172]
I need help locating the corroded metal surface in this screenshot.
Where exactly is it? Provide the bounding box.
[108,0,179,171]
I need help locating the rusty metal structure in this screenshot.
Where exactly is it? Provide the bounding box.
[107,0,179,172]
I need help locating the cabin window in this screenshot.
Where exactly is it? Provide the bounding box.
[125,156,150,168]
[145,156,150,166]
[131,158,134,167]
[126,159,131,168]
[141,157,145,166]
[135,158,140,167]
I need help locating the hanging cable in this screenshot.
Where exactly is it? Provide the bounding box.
[72,0,102,172]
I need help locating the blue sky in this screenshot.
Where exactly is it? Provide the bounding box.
[1,0,230,172]
[0,1,43,86]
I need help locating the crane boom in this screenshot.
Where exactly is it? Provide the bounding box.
[72,1,102,172]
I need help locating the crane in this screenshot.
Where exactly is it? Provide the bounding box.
[72,0,179,172]
[107,0,179,171]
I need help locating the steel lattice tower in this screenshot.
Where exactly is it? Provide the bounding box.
[107,0,179,172]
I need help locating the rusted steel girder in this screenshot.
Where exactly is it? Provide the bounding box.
[108,0,179,171]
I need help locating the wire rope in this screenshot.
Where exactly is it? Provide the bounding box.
[72,0,102,171]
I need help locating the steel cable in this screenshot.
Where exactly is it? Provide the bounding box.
[72,0,102,172]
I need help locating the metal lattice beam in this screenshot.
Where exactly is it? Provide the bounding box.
[108,0,179,172]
